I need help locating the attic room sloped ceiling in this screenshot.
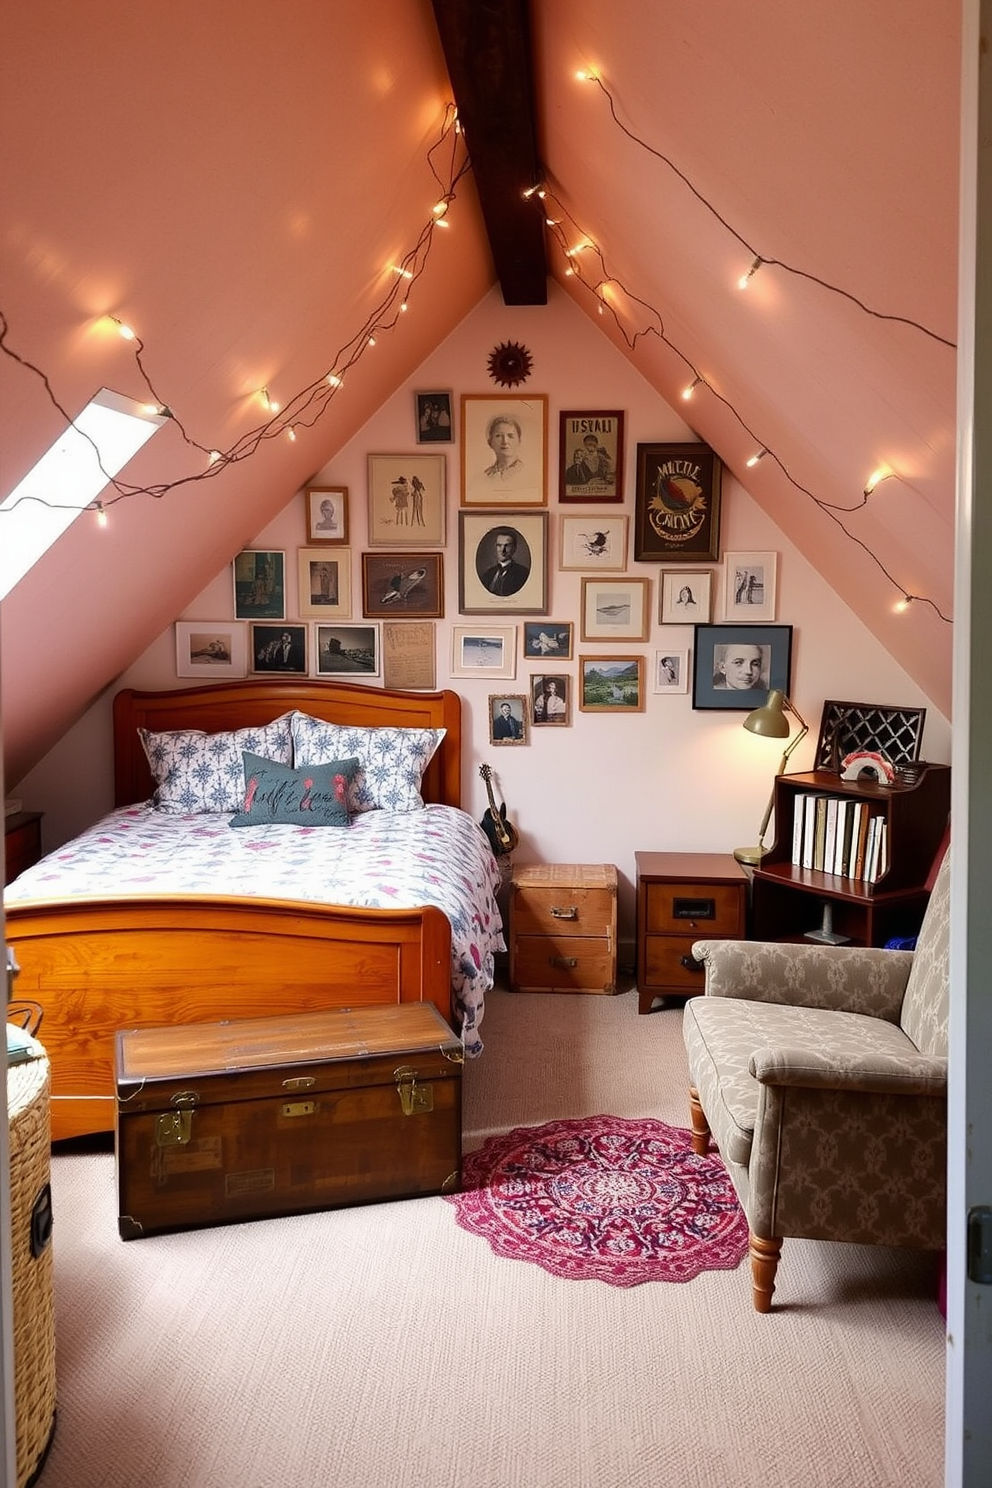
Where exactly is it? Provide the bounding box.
[1,1,960,785]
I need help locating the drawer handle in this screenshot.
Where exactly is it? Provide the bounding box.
[679,954,704,973]
[550,956,578,968]
[550,906,578,920]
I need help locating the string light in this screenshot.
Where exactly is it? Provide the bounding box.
[286,425,297,442]
[863,467,892,496]
[738,256,763,290]
[746,448,767,467]
[94,501,108,528]
[894,594,914,613]
[260,387,279,414]
[681,377,702,400]
[111,318,136,342]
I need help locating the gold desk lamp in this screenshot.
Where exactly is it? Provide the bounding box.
[733,690,809,866]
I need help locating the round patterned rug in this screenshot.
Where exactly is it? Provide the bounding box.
[446,1114,748,1287]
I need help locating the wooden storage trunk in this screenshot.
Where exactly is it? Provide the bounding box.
[509,862,618,994]
[115,1003,463,1239]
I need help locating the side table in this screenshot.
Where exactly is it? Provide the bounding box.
[635,851,747,1014]
[509,863,618,994]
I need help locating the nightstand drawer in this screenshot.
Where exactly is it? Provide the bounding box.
[511,936,617,995]
[511,885,616,939]
[642,880,745,937]
[642,937,711,992]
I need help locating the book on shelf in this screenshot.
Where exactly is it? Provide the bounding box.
[812,796,828,871]
[792,795,806,866]
[853,804,872,881]
[823,797,838,874]
[801,795,817,870]
[833,798,849,876]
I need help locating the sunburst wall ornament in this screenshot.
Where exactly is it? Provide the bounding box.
[487,341,533,387]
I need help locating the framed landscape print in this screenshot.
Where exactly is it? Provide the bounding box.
[233,549,285,620]
[450,625,517,679]
[460,394,548,506]
[578,656,645,713]
[660,569,713,624]
[175,621,246,679]
[634,442,722,562]
[312,623,379,677]
[361,551,444,619]
[653,649,689,694]
[722,551,777,622]
[458,510,548,615]
[580,577,650,642]
[297,547,351,620]
[522,620,573,660]
[249,623,307,675]
[558,410,624,502]
[305,485,348,545]
[559,515,628,571]
[367,454,446,546]
[692,624,793,711]
[415,391,454,444]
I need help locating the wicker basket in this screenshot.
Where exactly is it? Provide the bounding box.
[8,1052,56,1488]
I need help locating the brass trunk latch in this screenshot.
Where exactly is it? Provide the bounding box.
[394,1066,433,1116]
[155,1090,198,1147]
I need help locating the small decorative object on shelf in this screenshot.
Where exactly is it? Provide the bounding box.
[487,341,533,387]
[815,700,926,773]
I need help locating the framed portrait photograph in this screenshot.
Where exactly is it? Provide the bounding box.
[723,551,777,622]
[249,622,307,676]
[558,410,625,502]
[460,394,548,506]
[633,442,722,562]
[233,549,285,620]
[174,621,246,679]
[312,623,379,677]
[415,391,453,444]
[304,485,348,545]
[653,649,689,694]
[458,511,548,615]
[531,673,571,726]
[297,547,352,620]
[580,577,650,642]
[367,454,446,547]
[559,515,628,572]
[578,656,646,713]
[692,624,793,711]
[361,551,444,619]
[488,693,528,745]
[450,625,517,679]
[660,569,713,624]
[522,620,573,660]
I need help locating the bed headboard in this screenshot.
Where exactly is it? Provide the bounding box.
[113,679,462,809]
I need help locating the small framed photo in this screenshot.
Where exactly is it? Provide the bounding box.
[522,621,573,660]
[313,623,379,677]
[558,410,625,502]
[489,693,528,745]
[581,577,650,641]
[692,624,793,711]
[634,442,722,562]
[249,623,307,675]
[233,549,285,620]
[458,510,548,615]
[382,620,437,690]
[175,622,246,679]
[305,485,348,545]
[660,570,712,624]
[297,547,352,619]
[578,656,646,713]
[450,625,517,679]
[367,454,446,547]
[531,673,571,726]
[723,551,777,621]
[415,391,454,443]
[361,551,444,619]
[460,394,548,506]
[653,649,689,694]
[559,515,628,571]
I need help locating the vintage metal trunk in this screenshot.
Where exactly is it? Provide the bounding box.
[115,1003,463,1239]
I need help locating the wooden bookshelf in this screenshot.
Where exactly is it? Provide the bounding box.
[751,765,950,946]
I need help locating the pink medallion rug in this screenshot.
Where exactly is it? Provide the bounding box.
[446,1114,748,1286]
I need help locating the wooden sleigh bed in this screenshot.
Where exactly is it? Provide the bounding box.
[5,678,475,1141]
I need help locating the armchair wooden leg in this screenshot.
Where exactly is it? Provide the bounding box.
[687,1086,711,1156]
[749,1232,782,1313]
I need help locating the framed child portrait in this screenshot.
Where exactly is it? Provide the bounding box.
[692,624,793,711]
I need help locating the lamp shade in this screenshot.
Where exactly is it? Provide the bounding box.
[742,689,790,740]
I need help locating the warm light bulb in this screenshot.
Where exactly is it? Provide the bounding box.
[95,501,108,528]
[432,201,448,217]
[738,256,762,290]
[327,373,342,388]
[682,377,701,401]
[261,387,279,413]
[114,318,136,341]
[208,450,222,465]
[286,425,297,442]
[894,594,913,613]
[575,69,598,82]
[746,449,767,467]
[367,335,376,347]
[391,265,413,279]
[864,467,890,496]
[400,301,408,312]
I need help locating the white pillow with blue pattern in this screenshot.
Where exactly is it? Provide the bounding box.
[139,717,294,813]
[289,711,445,812]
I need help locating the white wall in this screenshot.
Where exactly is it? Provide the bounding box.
[15,284,950,941]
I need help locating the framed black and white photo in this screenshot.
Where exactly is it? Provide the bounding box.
[249,623,307,676]
[312,623,379,677]
[580,577,650,642]
[531,673,571,726]
[653,649,689,694]
[233,549,285,620]
[489,694,528,745]
[458,510,548,615]
[175,621,246,679]
[522,621,573,660]
[297,547,352,620]
[558,410,625,502]
[450,625,517,679]
[305,485,348,545]
[367,454,446,546]
[559,514,628,572]
[460,394,548,506]
[660,569,712,624]
[722,551,777,621]
[415,390,454,444]
[692,624,793,711]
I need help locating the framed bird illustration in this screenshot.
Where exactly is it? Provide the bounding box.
[633,442,722,562]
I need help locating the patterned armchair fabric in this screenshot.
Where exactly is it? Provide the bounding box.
[683,851,949,1312]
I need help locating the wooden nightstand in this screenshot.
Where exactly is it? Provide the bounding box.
[635,852,747,1014]
[509,863,618,994]
[5,811,43,886]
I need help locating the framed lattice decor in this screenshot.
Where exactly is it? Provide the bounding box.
[814,701,927,774]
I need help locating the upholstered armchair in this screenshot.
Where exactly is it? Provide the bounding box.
[683,851,949,1312]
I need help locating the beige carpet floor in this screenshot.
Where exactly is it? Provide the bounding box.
[35,987,945,1488]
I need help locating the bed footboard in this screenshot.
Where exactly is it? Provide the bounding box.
[5,895,452,1141]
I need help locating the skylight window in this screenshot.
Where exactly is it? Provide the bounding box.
[0,388,166,600]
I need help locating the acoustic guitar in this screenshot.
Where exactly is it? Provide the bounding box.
[478,763,519,857]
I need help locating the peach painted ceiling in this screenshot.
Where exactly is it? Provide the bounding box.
[0,0,960,783]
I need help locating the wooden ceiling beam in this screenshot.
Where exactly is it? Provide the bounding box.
[431,0,547,305]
